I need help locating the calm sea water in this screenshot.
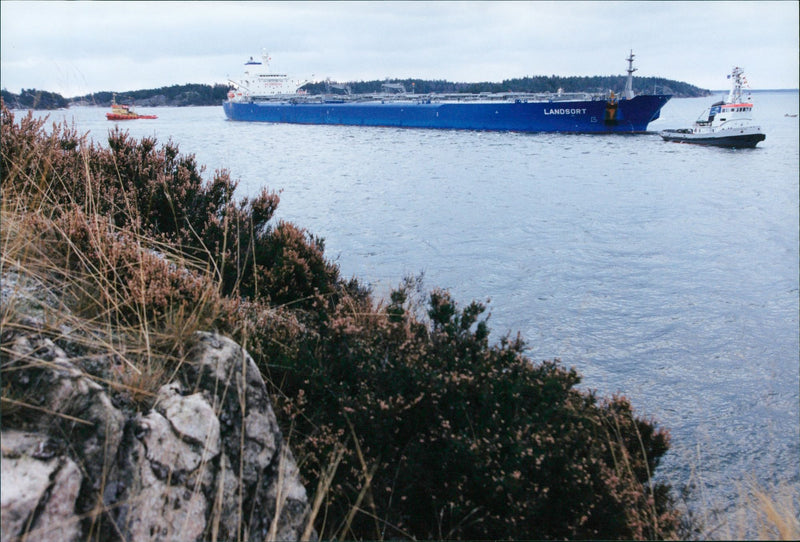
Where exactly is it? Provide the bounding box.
[33,91,799,528]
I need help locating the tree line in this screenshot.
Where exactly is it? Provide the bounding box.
[1,83,231,110]
[1,88,69,110]
[81,83,232,107]
[2,75,708,110]
[302,74,710,97]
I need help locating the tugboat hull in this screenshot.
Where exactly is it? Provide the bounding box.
[660,129,766,148]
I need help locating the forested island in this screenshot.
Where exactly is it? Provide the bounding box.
[0,88,70,110]
[2,74,709,110]
[1,84,232,109]
[305,74,710,98]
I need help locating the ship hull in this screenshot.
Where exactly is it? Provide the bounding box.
[223,94,671,133]
[660,129,765,148]
[106,114,158,120]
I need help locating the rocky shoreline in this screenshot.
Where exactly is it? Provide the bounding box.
[1,304,313,542]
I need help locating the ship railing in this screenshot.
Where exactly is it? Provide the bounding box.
[244,90,608,104]
[717,118,756,129]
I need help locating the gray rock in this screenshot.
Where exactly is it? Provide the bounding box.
[1,326,313,542]
[0,430,82,542]
[155,383,221,458]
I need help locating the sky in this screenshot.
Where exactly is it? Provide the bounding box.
[1,1,798,97]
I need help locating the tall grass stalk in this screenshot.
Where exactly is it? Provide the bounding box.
[1,106,264,539]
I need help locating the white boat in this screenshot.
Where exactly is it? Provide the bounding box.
[660,67,765,148]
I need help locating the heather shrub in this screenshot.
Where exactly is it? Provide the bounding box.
[268,284,680,539]
[1,103,339,313]
[1,102,683,539]
[1,191,239,411]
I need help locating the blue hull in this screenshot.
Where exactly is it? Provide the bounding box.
[223,94,671,133]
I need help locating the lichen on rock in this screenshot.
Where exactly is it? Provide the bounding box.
[1,325,313,542]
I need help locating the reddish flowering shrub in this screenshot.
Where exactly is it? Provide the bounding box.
[271,286,680,539]
[2,102,683,539]
[1,103,338,313]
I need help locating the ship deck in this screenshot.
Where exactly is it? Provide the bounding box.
[235,91,614,105]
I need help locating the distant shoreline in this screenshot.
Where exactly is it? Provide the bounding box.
[5,89,796,113]
[3,75,720,110]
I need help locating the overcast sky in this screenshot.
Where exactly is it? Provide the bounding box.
[2,1,798,97]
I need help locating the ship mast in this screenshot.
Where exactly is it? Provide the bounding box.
[727,66,748,104]
[624,50,637,99]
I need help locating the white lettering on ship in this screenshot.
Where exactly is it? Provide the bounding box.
[543,108,587,115]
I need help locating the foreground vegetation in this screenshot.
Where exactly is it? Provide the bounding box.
[2,100,688,539]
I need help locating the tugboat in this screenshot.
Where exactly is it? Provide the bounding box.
[106,95,157,120]
[660,67,765,148]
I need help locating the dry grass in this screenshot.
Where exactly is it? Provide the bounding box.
[0,206,213,409]
[704,480,800,541]
[747,482,800,540]
[664,439,799,541]
[0,130,236,409]
[2,105,370,540]
[0,108,310,540]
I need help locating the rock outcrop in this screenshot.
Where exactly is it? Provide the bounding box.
[1,327,313,542]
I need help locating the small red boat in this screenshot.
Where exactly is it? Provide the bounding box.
[106,96,157,120]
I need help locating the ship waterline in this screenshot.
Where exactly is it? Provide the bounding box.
[223,94,671,133]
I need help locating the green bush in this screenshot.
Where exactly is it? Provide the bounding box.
[1,101,682,539]
[269,284,680,539]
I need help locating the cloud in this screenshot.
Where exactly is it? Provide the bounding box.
[2,1,798,96]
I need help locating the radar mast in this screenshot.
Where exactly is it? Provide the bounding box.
[624,50,637,99]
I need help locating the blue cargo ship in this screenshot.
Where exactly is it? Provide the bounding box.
[223,51,671,133]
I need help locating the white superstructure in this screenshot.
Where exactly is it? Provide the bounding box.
[227,51,309,102]
[690,67,761,134]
